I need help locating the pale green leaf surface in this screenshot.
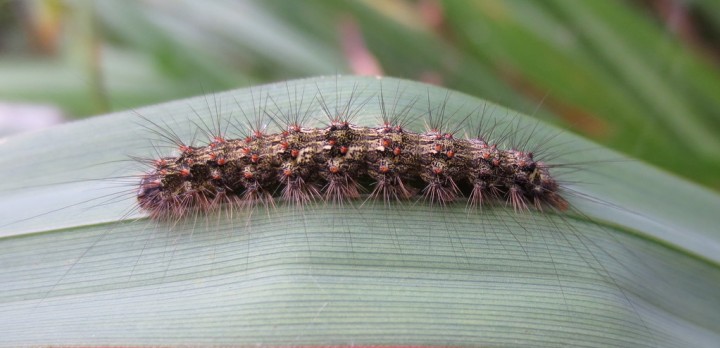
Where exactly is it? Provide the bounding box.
[0,76,719,347]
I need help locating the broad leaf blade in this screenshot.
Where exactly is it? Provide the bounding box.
[0,76,718,347]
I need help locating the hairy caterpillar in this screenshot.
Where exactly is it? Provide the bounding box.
[1,76,718,347]
[136,84,567,221]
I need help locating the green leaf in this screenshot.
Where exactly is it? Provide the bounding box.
[1,76,719,347]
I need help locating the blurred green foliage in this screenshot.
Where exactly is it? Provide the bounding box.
[1,0,719,189]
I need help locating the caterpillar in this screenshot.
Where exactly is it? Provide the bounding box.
[136,85,568,220]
